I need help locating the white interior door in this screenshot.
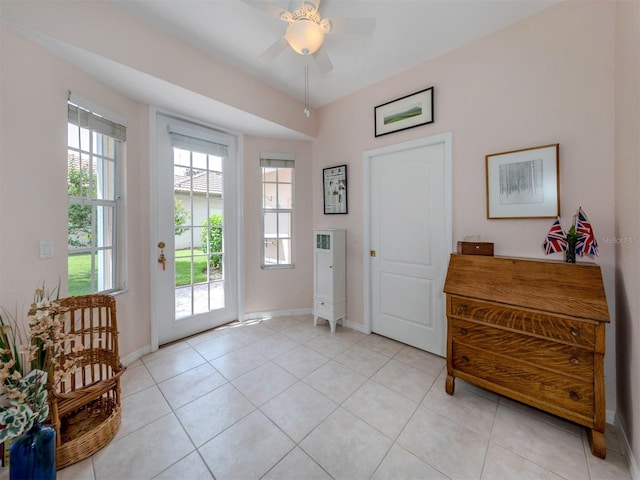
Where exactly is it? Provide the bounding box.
[153,113,238,345]
[367,135,451,356]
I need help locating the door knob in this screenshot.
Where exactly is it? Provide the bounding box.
[157,242,166,271]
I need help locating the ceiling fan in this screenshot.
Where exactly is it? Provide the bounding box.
[240,0,376,73]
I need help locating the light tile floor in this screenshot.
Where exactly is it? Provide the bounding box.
[46,315,632,479]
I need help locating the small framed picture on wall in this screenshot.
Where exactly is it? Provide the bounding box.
[323,165,348,214]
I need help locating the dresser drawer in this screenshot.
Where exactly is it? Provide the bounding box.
[314,300,333,320]
[451,319,594,380]
[451,342,594,418]
[449,296,595,348]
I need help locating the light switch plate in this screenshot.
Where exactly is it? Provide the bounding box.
[39,241,53,259]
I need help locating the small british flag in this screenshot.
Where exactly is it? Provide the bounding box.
[575,207,598,256]
[543,217,568,254]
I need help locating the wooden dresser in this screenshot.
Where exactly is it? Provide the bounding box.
[443,254,610,458]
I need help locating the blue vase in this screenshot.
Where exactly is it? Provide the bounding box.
[9,423,56,480]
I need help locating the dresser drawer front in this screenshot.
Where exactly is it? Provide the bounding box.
[452,342,594,418]
[451,319,594,380]
[449,297,595,348]
[314,300,333,320]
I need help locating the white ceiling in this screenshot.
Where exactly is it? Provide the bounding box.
[109,0,560,108]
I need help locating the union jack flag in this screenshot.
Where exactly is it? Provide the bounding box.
[543,217,568,254]
[575,207,598,256]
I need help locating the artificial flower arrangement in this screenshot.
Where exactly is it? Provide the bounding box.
[0,285,84,443]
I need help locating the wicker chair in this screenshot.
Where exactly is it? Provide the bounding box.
[50,294,124,469]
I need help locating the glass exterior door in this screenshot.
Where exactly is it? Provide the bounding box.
[155,114,237,345]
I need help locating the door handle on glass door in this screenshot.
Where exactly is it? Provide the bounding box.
[158,242,166,271]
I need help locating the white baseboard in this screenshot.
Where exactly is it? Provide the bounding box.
[616,413,640,480]
[345,318,368,334]
[120,344,152,367]
[241,307,312,321]
[241,310,370,337]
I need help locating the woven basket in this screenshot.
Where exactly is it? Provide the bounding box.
[56,397,121,469]
[51,294,123,469]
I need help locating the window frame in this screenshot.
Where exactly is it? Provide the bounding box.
[67,97,126,295]
[260,154,295,269]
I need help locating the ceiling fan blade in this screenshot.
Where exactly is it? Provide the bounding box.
[258,36,290,62]
[311,45,333,73]
[323,17,376,35]
[300,0,321,15]
[240,0,291,22]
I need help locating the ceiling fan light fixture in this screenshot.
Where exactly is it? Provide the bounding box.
[285,19,325,55]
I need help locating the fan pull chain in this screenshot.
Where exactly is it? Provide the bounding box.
[304,64,310,118]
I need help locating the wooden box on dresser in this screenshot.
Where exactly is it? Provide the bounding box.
[443,254,610,458]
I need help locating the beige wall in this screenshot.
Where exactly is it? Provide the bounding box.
[615,0,640,470]
[0,24,151,359]
[243,136,314,316]
[314,0,618,412]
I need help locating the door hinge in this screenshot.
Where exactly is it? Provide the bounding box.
[370,250,376,257]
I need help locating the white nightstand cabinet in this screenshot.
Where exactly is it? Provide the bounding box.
[313,229,346,332]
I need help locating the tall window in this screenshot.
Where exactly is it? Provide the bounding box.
[261,154,294,267]
[67,97,126,295]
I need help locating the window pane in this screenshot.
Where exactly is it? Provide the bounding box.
[193,253,209,284]
[96,205,114,248]
[68,204,92,248]
[174,198,191,249]
[262,167,277,182]
[277,239,291,264]
[174,148,191,167]
[68,158,92,199]
[96,158,115,200]
[68,150,81,172]
[175,286,192,319]
[278,184,292,208]
[209,171,223,200]
[213,253,224,281]
[278,168,292,183]
[176,226,193,254]
[263,183,277,209]
[175,251,191,287]
[94,132,116,158]
[264,239,278,264]
[208,205,222,221]
[97,249,114,291]
[194,286,209,315]
[192,151,207,170]
[278,213,291,236]
[68,252,91,296]
[209,156,223,173]
[79,127,90,151]
[68,124,80,149]
[264,212,277,237]
[190,168,207,196]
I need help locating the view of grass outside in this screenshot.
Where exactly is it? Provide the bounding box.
[175,249,209,286]
[68,253,92,296]
[68,249,213,295]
